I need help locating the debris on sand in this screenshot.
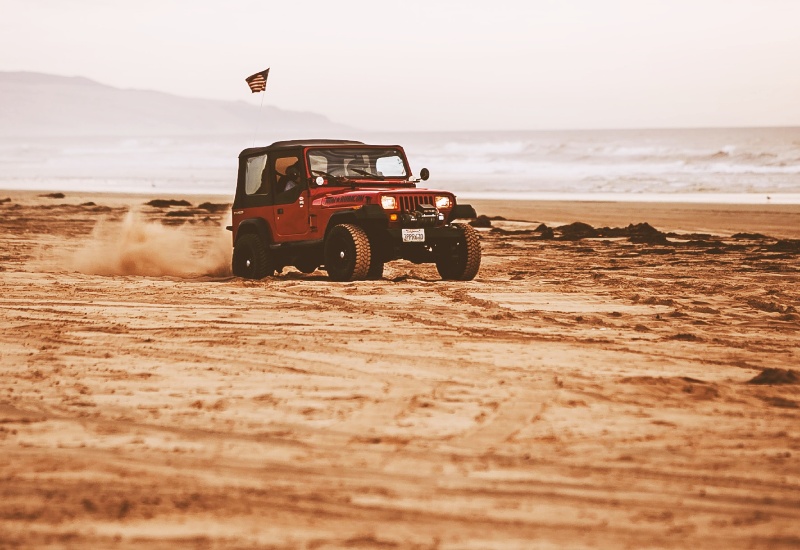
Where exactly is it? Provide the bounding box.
[39,192,65,199]
[0,197,11,204]
[746,298,796,315]
[668,332,702,342]
[761,396,799,409]
[145,199,192,208]
[553,221,670,243]
[469,215,494,228]
[558,222,598,240]
[198,202,230,213]
[732,232,769,240]
[747,368,800,385]
[536,224,555,239]
[591,222,669,244]
[624,223,670,244]
[766,240,800,253]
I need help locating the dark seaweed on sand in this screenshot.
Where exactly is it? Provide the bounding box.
[197,202,230,213]
[145,199,192,208]
[747,368,800,385]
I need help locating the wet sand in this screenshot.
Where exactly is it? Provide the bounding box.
[0,190,798,549]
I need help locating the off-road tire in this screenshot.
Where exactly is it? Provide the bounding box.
[366,236,384,280]
[324,224,371,282]
[435,223,481,281]
[232,233,273,279]
[295,259,318,274]
[366,259,384,280]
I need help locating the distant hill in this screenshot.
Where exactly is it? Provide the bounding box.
[0,72,351,138]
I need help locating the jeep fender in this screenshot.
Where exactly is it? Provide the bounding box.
[326,205,388,236]
[235,218,272,246]
[448,204,477,222]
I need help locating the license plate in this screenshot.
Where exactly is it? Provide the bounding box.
[402,228,425,243]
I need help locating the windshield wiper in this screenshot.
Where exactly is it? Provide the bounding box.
[349,168,386,180]
[311,169,347,183]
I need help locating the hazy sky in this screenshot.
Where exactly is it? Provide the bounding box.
[2,0,799,131]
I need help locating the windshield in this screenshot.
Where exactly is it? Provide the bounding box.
[307,147,409,182]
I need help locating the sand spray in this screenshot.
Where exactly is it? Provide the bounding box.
[70,209,232,278]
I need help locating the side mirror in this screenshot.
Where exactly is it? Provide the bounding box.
[420,168,430,181]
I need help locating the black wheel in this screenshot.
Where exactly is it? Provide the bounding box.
[366,235,384,280]
[366,259,384,280]
[435,223,481,281]
[324,224,371,282]
[232,233,273,279]
[295,259,318,274]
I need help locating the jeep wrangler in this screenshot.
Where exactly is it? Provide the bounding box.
[228,139,480,282]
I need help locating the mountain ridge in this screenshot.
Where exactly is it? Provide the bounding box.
[0,71,352,138]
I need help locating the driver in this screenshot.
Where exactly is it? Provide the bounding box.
[278,162,301,193]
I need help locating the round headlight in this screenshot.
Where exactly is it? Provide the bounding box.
[435,196,451,209]
[380,196,397,210]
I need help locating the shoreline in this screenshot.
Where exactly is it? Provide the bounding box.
[2,183,800,205]
[3,189,799,239]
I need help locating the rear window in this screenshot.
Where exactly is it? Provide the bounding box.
[245,154,268,195]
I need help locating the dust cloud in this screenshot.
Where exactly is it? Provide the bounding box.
[71,210,231,277]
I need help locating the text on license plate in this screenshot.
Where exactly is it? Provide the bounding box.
[402,228,425,243]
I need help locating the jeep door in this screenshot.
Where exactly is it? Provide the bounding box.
[270,151,311,238]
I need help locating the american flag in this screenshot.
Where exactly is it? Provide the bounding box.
[245,68,269,93]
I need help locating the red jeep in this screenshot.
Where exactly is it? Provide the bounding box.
[229,139,480,281]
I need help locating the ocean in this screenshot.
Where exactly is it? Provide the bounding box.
[2,127,799,203]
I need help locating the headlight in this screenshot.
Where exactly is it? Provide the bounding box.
[435,196,451,209]
[380,196,397,210]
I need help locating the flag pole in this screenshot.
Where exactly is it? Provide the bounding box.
[252,90,266,147]
[245,68,270,148]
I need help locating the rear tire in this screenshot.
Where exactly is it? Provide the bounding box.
[436,223,481,281]
[232,233,273,279]
[324,224,371,282]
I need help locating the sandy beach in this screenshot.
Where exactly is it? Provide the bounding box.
[1,190,798,549]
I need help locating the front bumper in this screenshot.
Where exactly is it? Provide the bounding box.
[385,225,465,243]
[376,225,468,264]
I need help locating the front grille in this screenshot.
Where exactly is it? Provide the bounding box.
[398,194,435,212]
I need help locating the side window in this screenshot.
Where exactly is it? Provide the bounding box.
[272,153,305,205]
[376,154,405,177]
[274,155,301,193]
[275,155,300,193]
[245,154,269,195]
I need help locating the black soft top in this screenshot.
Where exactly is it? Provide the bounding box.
[239,139,366,159]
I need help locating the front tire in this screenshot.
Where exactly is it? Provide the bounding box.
[436,223,481,281]
[366,235,384,280]
[232,233,273,279]
[324,224,371,282]
[295,259,318,274]
[366,259,384,280]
